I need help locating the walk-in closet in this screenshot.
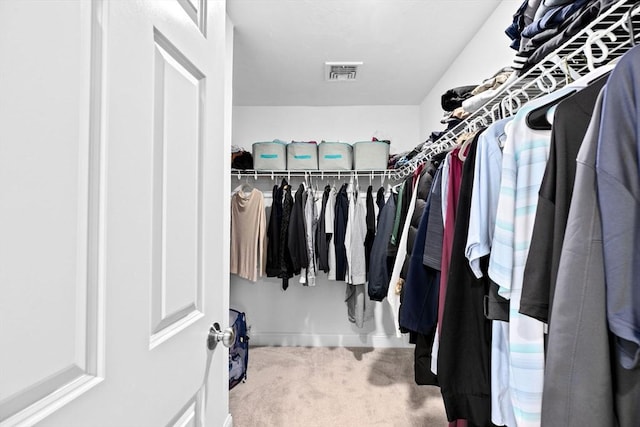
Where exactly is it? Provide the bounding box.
[228,1,640,426]
[3,0,640,426]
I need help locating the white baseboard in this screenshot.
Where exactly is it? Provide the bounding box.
[223,413,233,427]
[248,332,411,348]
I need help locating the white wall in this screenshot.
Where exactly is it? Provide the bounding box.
[232,105,421,155]
[231,267,410,348]
[419,0,520,138]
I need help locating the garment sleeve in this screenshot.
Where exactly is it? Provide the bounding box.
[488,129,517,298]
[465,131,503,279]
[351,200,368,285]
[520,191,554,322]
[440,155,450,225]
[344,191,354,284]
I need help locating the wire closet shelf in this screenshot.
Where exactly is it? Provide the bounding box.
[390,0,640,180]
[232,169,396,187]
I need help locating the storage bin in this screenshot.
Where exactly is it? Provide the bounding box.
[352,141,390,170]
[287,142,318,170]
[318,142,353,170]
[252,141,287,170]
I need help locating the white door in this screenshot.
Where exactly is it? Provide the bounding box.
[0,0,232,426]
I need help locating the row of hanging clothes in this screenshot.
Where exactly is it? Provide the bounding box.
[230,173,422,328]
[399,45,640,427]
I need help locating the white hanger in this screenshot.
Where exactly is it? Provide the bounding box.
[536,64,558,93]
[623,2,640,46]
[583,28,617,71]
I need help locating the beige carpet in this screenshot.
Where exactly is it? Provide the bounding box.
[229,346,448,427]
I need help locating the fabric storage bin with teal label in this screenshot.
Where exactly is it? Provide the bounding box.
[353,141,390,170]
[318,141,353,170]
[286,142,318,170]
[252,141,287,170]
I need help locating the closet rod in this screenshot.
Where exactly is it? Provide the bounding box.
[391,0,640,180]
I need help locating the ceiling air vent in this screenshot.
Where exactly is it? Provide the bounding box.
[325,62,362,82]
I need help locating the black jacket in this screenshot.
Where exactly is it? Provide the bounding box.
[368,192,397,301]
[279,182,294,290]
[315,185,331,273]
[334,183,349,281]
[288,184,308,275]
[266,182,283,277]
[400,162,436,281]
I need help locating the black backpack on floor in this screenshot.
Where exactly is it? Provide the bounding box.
[229,309,249,390]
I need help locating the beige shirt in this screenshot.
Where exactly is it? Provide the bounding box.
[230,187,266,282]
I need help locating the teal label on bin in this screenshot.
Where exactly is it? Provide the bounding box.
[260,154,278,159]
[324,154,343,159]
[294,155,312,159]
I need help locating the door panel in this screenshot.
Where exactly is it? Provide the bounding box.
[0,1,103,424]
[0,1,230,426]
[150,29,205,346]
[177,0,207,36]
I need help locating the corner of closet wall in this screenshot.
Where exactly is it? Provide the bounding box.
[418,0,521,139]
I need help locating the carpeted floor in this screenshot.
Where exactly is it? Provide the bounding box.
[229,346,448,427]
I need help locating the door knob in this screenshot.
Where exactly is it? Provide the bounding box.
[207,322,236,350]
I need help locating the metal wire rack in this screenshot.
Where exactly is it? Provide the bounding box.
[390,0,640,180]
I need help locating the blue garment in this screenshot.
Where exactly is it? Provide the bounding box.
[521,0,589,39]
[465,117,511,279]
[505,0,535,50]
[423,163,445,269]
[368,193,396,301]
[399,171,440,334]
[596,45,640,370]
[464,118,515,427]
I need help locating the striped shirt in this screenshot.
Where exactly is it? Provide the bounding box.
[488,86,575,427]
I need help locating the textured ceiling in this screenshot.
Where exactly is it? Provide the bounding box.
[228,0,503,106]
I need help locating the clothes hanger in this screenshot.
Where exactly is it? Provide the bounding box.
[457,128,480,161]
[244,175,255,192]
[535,65,558,94]
[280,176,289,191]
[526,63,615,131]
[526,90,576,130]
[501,89,524,118]
[583,28,616,72]
[624,2,640,47]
